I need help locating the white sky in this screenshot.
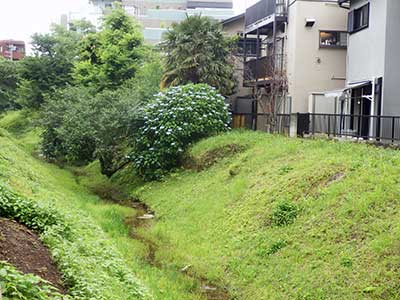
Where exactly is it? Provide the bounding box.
[0,0,259,52]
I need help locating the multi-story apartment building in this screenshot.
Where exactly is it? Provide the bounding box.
[0,40,25,61]
[334,0,400,138]
[90,0,234,44]
[223,0,348,130]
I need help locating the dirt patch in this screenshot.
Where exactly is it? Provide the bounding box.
[326,172,346,186]
[0,218,66,293]
[184,144,246,171]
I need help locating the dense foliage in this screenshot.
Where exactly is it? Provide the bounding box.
[41,86,97,164]
[0,58,20,111]
[133,84,230,179]
[160,15,237,96]
[0,262,66,300]
[74,6,144,90]
[17,25,89,108]
[1,7,236,183]
[0,184,68,234]
[0,183,150,300]
[41,56,162,176]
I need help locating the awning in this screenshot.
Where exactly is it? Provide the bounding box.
[347,80,372,89]
[324,88,347,98]
[323,80,372,98]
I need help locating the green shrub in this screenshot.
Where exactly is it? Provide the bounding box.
[133,83,230,179]
[0,261,67,300]
[271,201,298,227]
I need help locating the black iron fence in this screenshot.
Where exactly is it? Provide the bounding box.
[298,113,400,142]
[232,112,400,144]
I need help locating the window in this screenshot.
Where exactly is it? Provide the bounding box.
[237,38,259,57]
[319,31,348,48]
[348,3,369,34]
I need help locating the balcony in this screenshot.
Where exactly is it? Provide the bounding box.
[243,54,286,87]
[245,0,287,34]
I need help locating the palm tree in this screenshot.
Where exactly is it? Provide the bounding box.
[160,15,237,96]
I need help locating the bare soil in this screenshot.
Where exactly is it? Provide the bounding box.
[183,144,245,171]
[0,217,66,293]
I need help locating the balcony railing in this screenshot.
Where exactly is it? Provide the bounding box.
[245,0,287,27]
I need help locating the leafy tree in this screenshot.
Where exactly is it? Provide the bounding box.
[74,6,144,90]
[69,19,96,35]
[0,58,20,111]
[160,15,237,96]
[122,50,163,102]
[41,86,142,175]
[133,84,231,180]
[41,58,162,176]
[90,89,142,177]
[41,86,97,164]
[18,23,93,108]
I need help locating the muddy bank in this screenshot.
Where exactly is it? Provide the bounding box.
[0,217,66,293]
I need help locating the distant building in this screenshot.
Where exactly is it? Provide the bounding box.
[0,40,25,61]
[89,0,234,44]
[60,14,69,29]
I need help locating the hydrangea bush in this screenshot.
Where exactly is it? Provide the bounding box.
[133,84,230,179]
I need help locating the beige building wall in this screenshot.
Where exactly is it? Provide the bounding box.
[286,0,348,113]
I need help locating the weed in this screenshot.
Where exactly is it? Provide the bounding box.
[271,201,299,227]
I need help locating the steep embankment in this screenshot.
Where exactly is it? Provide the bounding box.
[2,110,400,300]
[125,131,400,300]
[0,112,205,300]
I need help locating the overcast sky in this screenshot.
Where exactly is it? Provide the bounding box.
[0,0,258,51]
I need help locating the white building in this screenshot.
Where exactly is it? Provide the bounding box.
[90,0,235,44]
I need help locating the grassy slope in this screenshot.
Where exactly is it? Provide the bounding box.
[0,112,205,300]
[130,131,400,300]
[2,110,400,299]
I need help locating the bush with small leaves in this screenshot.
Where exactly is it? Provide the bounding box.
[133,84,230,179]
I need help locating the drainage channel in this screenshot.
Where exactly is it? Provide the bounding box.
[123,198,232,300]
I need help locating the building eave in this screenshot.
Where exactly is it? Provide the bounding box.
[221,13,244,25]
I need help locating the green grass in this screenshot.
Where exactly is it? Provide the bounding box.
[128,131,400,300]
[2,110,400,299]
[0,110,41,154]
[0,112,208,300]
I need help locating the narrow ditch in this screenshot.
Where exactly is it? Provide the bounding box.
[122,198,232,300]
[87,182,232,300]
